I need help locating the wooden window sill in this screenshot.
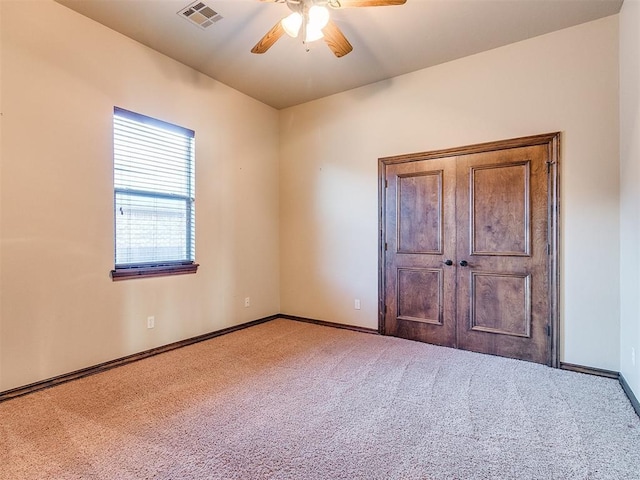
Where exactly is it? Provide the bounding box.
[111,263,199,281]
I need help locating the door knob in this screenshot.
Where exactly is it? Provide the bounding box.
[443,259,453,266]
[459,260,469,267]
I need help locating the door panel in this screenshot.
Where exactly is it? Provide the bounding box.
[397,172,443,254]
[471,162,530,256]
[397,268,443,325]
[384,158,457,347]
[470,271,531,337]
[456,145,549,364]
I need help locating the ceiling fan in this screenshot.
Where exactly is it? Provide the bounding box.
[251,0,407,58]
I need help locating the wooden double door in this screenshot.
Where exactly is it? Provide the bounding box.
[379,134,559,365]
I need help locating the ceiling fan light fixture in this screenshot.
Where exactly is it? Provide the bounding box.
[304,25,325,43]
[308,5,330,30]
[282,12,302,37]
[303,5,329,43]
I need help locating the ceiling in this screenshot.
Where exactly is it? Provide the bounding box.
[54,0,623,110]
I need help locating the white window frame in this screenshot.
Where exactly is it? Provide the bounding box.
[111,107,198,280]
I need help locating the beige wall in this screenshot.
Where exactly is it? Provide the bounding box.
[0,0,3,391]
[280,16,621,370]
[0,1,280,392]
[619,0,640,399]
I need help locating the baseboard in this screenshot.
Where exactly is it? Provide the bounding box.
[278,314,380,335]
[559,362,619,379]
[619,373,640,419]
[0,314,279,403]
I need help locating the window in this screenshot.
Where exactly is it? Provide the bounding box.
[111,107,197,280]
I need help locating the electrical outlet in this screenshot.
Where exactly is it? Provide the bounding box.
[147,316,155,329]
[355,299,361,310]
[244,297,250,308]
[632,347,636,366]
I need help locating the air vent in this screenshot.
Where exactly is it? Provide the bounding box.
[178,1,223,29]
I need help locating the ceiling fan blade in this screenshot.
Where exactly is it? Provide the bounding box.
[322,20,353,58]
[251,21,285,54]
[333,0,406,7]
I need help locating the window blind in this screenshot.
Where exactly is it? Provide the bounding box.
[113,107,195,268]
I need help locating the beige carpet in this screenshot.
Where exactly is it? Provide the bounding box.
[1,318,639,479]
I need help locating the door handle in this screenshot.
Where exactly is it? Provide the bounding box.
[443,259,453,266]
[459,260,469,267]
